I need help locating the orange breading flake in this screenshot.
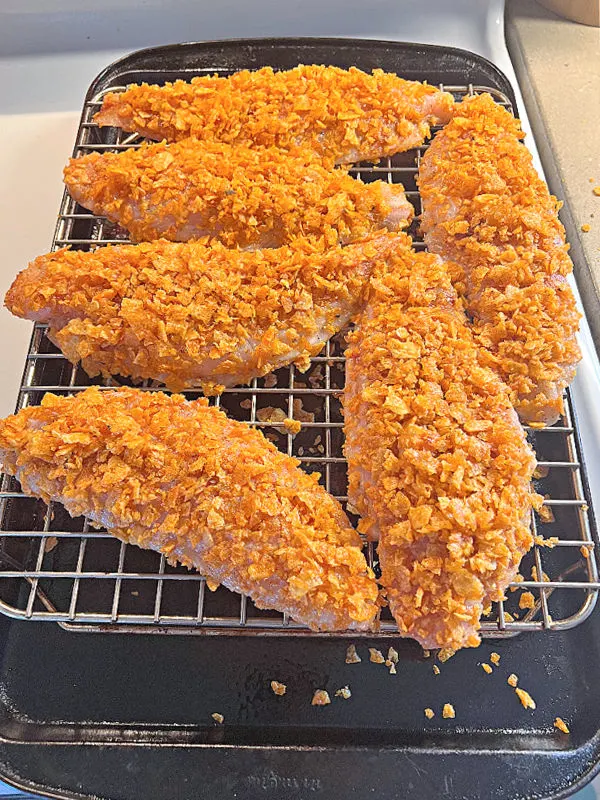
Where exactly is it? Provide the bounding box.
[554,717,570,734]
[581,224,591,232]
[271,681,287,696]
[419,93,581,426]
[284,418,302,436]
[95,65,454,164]
[481,663,493,674]
[581,545,591,559]
[424,708,435,719]
[519,591,536,610]
[64,139,413,249]
[594,187,600,196]
[345,644,362,664]
[0,388,380,632]
[344,247,537,652]
[311,690,331,706]
[442,704,456,719]
[369,648,386,664]
[534,536,559,548]
[490,652,500,666]
[515,688,536,710]
[508,674,519,687]
[7,236,399,396]
[211,713,224,724]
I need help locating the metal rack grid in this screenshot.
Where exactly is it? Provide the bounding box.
[0,82,597,638]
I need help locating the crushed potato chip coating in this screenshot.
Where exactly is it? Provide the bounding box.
[64,139,413,248]
[424,708,435,719]
[419,93,581,426]
[311,690,331,706]
[95,64,454,164]
[0,387,379,632]
[344,247,537,650]
[515,687,536,710]
[554,717,570,734]
[442,704,456,719]
[271,681,287,696]
[508,674,519,687]
[6,235,399,395]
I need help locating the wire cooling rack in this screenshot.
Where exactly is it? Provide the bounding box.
[0,83,597,637]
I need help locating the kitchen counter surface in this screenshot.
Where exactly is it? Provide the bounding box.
[507,0,600,349]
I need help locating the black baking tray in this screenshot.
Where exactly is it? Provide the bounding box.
[0,38,599,800]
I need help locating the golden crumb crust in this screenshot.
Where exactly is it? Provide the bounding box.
[95,64,454,163]
[0,387,379,631]
[63,139,413,248]
[419,93,581,425]
[343,247,537,651]
[5,234,401,394]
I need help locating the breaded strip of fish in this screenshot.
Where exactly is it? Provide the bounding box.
[0,388,379,631]
[419,93,580,425]
[95,64,454,164]
[343,248,537,650]
[64,140,413,248]
[5,235,402,395]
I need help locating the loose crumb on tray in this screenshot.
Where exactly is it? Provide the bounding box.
[211,713,224,724]
[593,186,600,196]
[312,690,331,706]
[271,681,287,696]
[515,687,536,710]
[490,652,500,666]
[481,663,493,674]
[581,224,591,232]
[554,717,570,734]
[369,648,386,664]
[442,703,455,719]
[387,647,399,664]
[508,674,519,687]
[519,591,536,609]
[335,686,352,700]
[424,708,435,719]
[345,644,362,664]
[433,665,441,676]
[283,418,302,435]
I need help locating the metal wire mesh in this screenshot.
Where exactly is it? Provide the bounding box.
[0,82,597,637]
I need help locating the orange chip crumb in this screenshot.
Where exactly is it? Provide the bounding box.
[438,649,455,663]
[211,713,224,724]
[581,545,591,559]
[442,703,456,719]
[554,717,570,734]
[424,708,435,719]
[515,687,536,710]
[504,611,515,623]
[311,690,331,706]
[508,674,519,687]
[369,648,386,664]
[335,686,352,700]
[271,681,287,696]
[593,187,600,196]
[481,663,493,674]
[490,652,500,666]
[283,418,302,435]
[433,665,441,676]
[345,644,362,664]
[581,224,591,232]
[519,591,536,609]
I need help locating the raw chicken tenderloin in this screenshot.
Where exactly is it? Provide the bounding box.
[95,64,454,164]
[64,139,414,247]
[5,234,403,394]
[343,247,538,650]
[0,387,379,632]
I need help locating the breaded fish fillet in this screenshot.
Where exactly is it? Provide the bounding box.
[64,139,413,248]
[419,93,581,425]
[5,235,400,395]
[0,387,379,631]
[95,64,454,164]
[343,247,537,650]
